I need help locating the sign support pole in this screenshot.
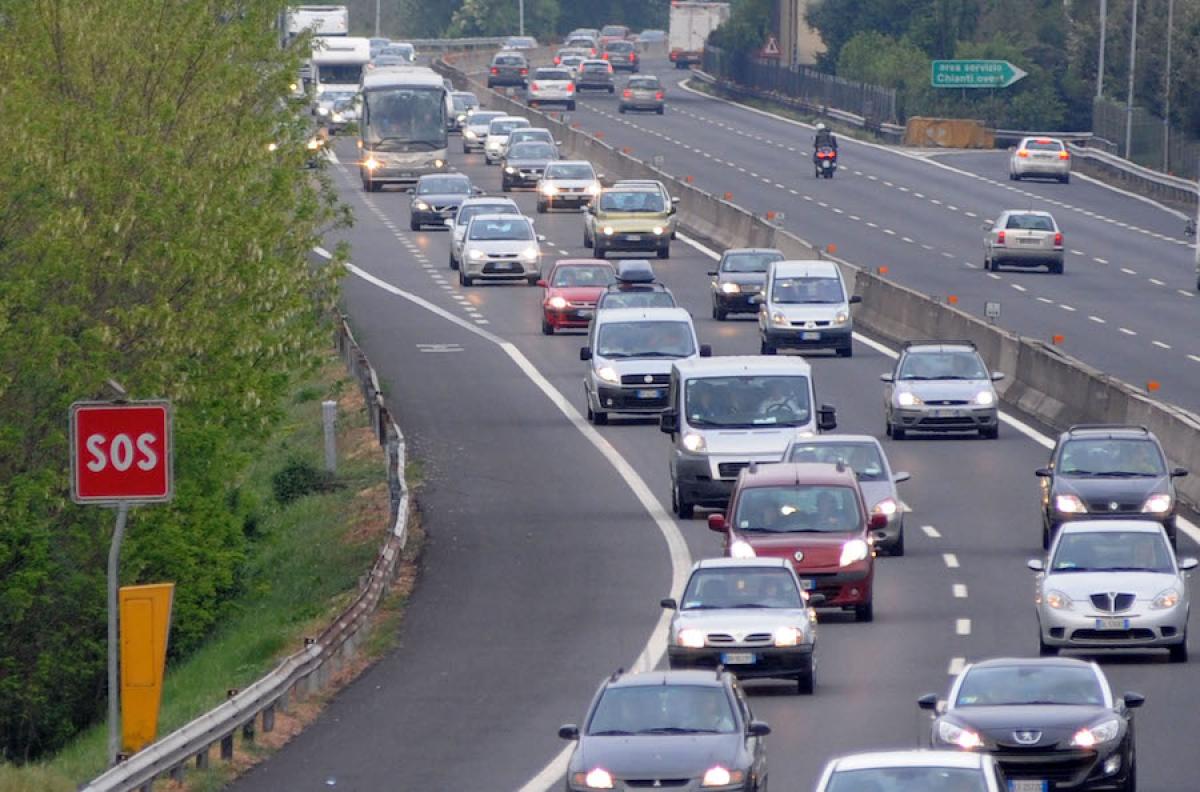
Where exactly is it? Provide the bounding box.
[107,502,130,767]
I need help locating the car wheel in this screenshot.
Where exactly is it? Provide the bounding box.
[891,424,906,440]
[1169,635,1188,663]
[459,269,471,286]
[594,242,607,258]
[672,484,694,519]
[1061,174,1071,184]
[854,601,874,623]
[409,219,420,231]
[981,424,999,440]
[890,528,905,557]
[502,180,511,192]
[541,318,554,335]
[1050,260,1064,274]
[1038,637,1057,656]
[713,302,727,321]
[657,244,670,259]
[619,105,626,114]
[836,344,852,358]
[796,665,815,695]
[1012,172,1022,181]
[760,339,776,355]
[657,106,665,115]
[590,407,608,425]
[449,253,458,270]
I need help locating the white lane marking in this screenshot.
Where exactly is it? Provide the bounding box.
[988,273,1001,280]
[943,553,960,568]
[1089,315,1106,324]
[1060,304,1076,312]
[953,584,968,599]
[1121,267,1137,274]
[883,229,896,236]
[955,618,971,636]
[1094,257,1109,264]
[1179,290,1195,298]
[1011,284,1027,292]
[1037,297,1054,304]
[1149,278,1165,286]
[1119,327,1137,335]
[941,251,955,258]
[948,657,966,676]
[1153,340,1172,349]
[1070,249,1084,256]
[1189,355,1200,364]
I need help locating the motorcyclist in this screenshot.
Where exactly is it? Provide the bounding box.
[813,122,837,157]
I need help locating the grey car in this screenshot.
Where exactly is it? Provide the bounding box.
[408,173,477,231]
[783,434,911,555]
[461,110,505,153]
[619,75,665,114]
[709,248,784,320]
[1029,519,1196,661]
[815,751,1005,792]
[537,160,601,212]
[501,141,558,191]
[663,558,819,693]
[487,51,528,88]
[882,341,1003,440]
[575,59,615,93]
[984,210,1064,273]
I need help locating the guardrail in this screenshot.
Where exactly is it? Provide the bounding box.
[1067,142,1199,207]
[409,36,508,52]
[82,315,411,792]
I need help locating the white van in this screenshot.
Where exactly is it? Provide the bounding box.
[660,356,837,517]
[756,259,860,357]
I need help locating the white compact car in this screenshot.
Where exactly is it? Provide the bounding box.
[458,213,544,286]
[482,116,530,164]
[1010,136,1071,182]
[756,260,859,357]
[446,197,521,271]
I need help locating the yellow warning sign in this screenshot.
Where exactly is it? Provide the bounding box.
[119,583,174,754]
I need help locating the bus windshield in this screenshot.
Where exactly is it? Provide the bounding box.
[317,63,365,85]
[364,86,447,151]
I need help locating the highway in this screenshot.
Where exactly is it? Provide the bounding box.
[231,58,1199,791]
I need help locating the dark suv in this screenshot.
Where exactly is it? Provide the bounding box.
[558,669,769,792]
[1037,425,1187,549]
[487,52,529,88]
[602,39,640,72]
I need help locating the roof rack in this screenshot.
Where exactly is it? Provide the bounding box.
[609,667,624,682]
[901,339,977,349]
[1066,424,1149,434]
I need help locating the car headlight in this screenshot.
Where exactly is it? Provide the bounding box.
[938,720,983,750]
[468,249,485,261]
[839,539,869,567]
[602,225,615,236]
[1072,718,1120,747]
[772,626,803,647]
[521,247,539,261]
[652,225,664,235]
[1152,588,1181,609]
[596,366,619,383]
[730,540,756,558]
[701,767,743,787]
[1045,590,1072,610]
[587,182,602,195]
[1142,493,1173,514]
[771,312,789,327]
[677,628,706,648]
[364,157,381,171]
[331,112,344,123]
[974,390,995,406]
[1055,494,1087,514]
[873,497,898,517]
[579,768,614,789]
[682,433,706,453]
[505,166,516,174]
[465,129,478,139]
[547,296,568,309]
[266,142,278,152]
[433,159,445,168]
[541,182,559,195]
[414,201,429,210]
[720,282,741,294]
[897,391,922,407]
[457,113,467,122]
[317,106,330,116]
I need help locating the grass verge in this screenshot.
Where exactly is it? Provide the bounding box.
[0,354,396,791]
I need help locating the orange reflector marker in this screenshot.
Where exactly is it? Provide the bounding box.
[595,132,605,139]
[621,146,631,154]
[723,192,733,201]
[685,175,694,183]
[571,122,581,129]
[1052,334,1065,345]
[827,244,838,255]
[1147,380,1161,392]
[947,295,958,305]
[878,265,889,274]
[766,211,777,220]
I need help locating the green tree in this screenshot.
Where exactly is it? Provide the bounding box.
[448,0,560,39]
[0,0,343,761]
[709,0,773,56]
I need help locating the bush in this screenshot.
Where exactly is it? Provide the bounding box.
[272,459,340,504]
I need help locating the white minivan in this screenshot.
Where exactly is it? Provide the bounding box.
[756,260,860,357]
[660,356,837,518]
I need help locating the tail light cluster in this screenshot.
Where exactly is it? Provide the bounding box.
[622,89,632,98]
[554,56,561,64]
[1016,149,1029,158]
[997,230,1006,245]
[531,82,540,91]
[655,91,664,100]
[490,67,498,75]
[520,67,528,75]
[1054,232,1064,246]
[566,83,575,93]
[601,52,609,60]
[1058,151,1070,160]
[629,53,636,61]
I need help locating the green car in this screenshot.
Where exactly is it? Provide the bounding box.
[582,187,676,259]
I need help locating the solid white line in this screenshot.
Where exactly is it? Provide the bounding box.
[948,657,966,675]
[943,553,960,568]
[1153,340,1172,349]
[955,618,971,636]
[1119,327,1137,335]
[953,584,968,598]
[1088,315,1106,324]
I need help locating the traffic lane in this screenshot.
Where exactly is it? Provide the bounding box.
[233,169,674,792]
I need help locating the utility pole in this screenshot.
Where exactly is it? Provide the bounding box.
[374,0,381,38]
[1096,0,1107,98]
[520,0,525,36]
[1163,0,1174,172]
[1123,0,1138,160]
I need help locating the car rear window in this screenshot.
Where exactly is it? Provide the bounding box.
[733,485,861,534]
[494,55,524,66]
[1005,214,1055,231]
[827,769,987,792]
[628,78,659,89]
[1026,139,1064,151]
[787,442,886,481]
[606,41,634,52]
[536,69,571,81]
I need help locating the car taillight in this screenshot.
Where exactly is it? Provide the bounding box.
[1054,232,1063,246]
[1036,138,1052,144]
[531,82,539,91]
[629,53,636,61]
[490,67,498,75]
[601,53,609,59]
[554,56,561,64]
[997,230,1006,245]
[1017,149,1029,158]
[1058,151,1070,160]
[520,67,528,75]
[590,49,596,56]
[655,91,664,100]
[622,89,632,98]
[567,83,575,92]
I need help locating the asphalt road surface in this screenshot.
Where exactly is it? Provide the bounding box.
[230,65,1200,791]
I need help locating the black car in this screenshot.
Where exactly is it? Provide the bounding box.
[449,91,480,131]
[921,657,1143,792]
[576,60,615,93]
[409,173,477,231]
[603,39,640,72]
[559,669,769,792]
[487,52,528,88]
[709,248,785,320]
[501,141,558,191]
[1037,425,1187,549]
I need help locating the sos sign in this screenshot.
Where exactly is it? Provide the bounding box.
[70,401,173,504]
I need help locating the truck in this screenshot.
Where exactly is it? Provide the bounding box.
[286,5,349,40]
[668,1,730,68]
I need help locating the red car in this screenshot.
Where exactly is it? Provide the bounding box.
[538,259,616,335]
[709,462,883,622]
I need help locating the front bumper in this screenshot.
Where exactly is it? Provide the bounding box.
[1015,159,1070,177]
[1039,605,1188,649]
[594,230,669,252]
[411,207,456,226]
[762,324,852,351]
[891,405,998,433]
[567,777,750,792]
[987,745,1130,791]
[794,564,872,607]
[621,99,663,111]
[673,455,736,509]
[592,382,670,413]
[713,289,762,314]
[544,305,595,329]
[462,257,539,279]
[668,644,813,679]
[503,168,544,187]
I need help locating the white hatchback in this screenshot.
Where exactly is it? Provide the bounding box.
[1010,136,1071,183]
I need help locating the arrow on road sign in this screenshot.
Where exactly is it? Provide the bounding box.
[931,60,1028,89]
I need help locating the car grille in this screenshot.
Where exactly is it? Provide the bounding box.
[626,780,689,789]
[993,750,1095,782]
[1071,627,1156,641]
[922,399,969,406]
[718,462,750,479]
[916,416,978,427]
[620,373,669,386]
[1090,593,1136,612]
[430,204,455,213]
[788,319,831,327]
[1084,499,1142,513]
[706,632,773,645]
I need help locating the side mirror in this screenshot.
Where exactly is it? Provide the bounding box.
[817,404,837,432]
[659,411,679,434]
[981,222,992,230]
[473,186,484,194]
[707,270,718,277]
[869,513,888,531]
[917,693,939,711]
[555,139,562,146]
[1179,557,1199,571]
[580,347,592,361]
[748,294,763,305]
[880,373,894,383]
[1122,692,1145,710]
[1027,559,1045,572]
[848,295,862,304]
[707,513,727,533]
[991,371,1006,382]
[1171,467,1189,478]
[699,344,712,358]
[893,471,911,484]
[1035,467,1052,478]
[537,279,548,287]
[660,597,678,610]
[669,206,677,215]
[805,592,826,606]
[537,234,547,242]
[558,724,580,740]
[671,196,680,204]
[586,205,595,214]
[746,720,771,737]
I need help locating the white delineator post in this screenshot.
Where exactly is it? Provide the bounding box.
[323,400,337,473]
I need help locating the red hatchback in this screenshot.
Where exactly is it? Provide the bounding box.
[538,259,615,335]
[710,462,882,622]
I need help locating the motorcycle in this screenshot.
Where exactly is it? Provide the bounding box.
[814,146,837,179]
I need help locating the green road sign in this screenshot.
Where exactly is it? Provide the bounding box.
[931,60,1028,89]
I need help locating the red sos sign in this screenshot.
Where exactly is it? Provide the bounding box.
[70,401,173,504]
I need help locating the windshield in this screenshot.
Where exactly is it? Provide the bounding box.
[467,112,504,129]
[546,163,594,180]
[587,685,736,736]
[955,665,1104,707]
[596,321,694,359]
[1051,530,1174,574]
[508,142,555,160]
[600,25,627,36]
[417,176,470,195]
[552,265,614,287]
[599,191,665,212]
[489,119,528,135]
[772,276,843,304]
[451,94,478,110]
[317,63,364,85]
[685,375,811,428]
[599,291,675,309]
[733,485,861,534]
[364,86,446,150]
[319,90,357,106]
[455,203,516,227]
[787,442,886,481]
[827,768,987,792]
[1057,438,1165,476]
[898,351,988,380]
[681,567,803,610]
[467,218,533,241]
[494,55,525,66]
[722,251,782,273]
[606,42,634,52]
[1005,214,1055,231]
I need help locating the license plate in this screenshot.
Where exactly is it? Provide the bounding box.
[1019,238,1040,245]
[721,652,755,665]
[934,409,960,418]
[822,161,831,168]
[576,308,593,318]
[1009,781,1047,792]
[636,389,662,399]
[1096,617,1130,629]
[625,234,642,241]
[799,578,816,590]
[802,332,820,340]
[496,262,517,270]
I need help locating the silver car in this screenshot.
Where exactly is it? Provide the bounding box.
[483,116,530,164]
[783,435,911,556]
[983,210,1065,274]
[1010,136,1071,183]
[458,213,544,286]
[1028,519,1196,662]
[461,110,505,153]
[527,67,576,110]
[537,160,601,213]
[815,751,1005,792]
[446,197,520,270]
[882,341,1003,440]
[619,75,665,114]
[663,557,819,694]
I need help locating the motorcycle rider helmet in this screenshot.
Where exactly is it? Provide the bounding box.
[815,122,826,131]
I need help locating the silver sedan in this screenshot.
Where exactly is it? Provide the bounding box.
[618,75,665,114]
[1010,136,1071,182]
[983,210,1064,273]
[1028,519,1196,662]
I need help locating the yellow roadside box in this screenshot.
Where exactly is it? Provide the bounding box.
[119,583,174,754]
